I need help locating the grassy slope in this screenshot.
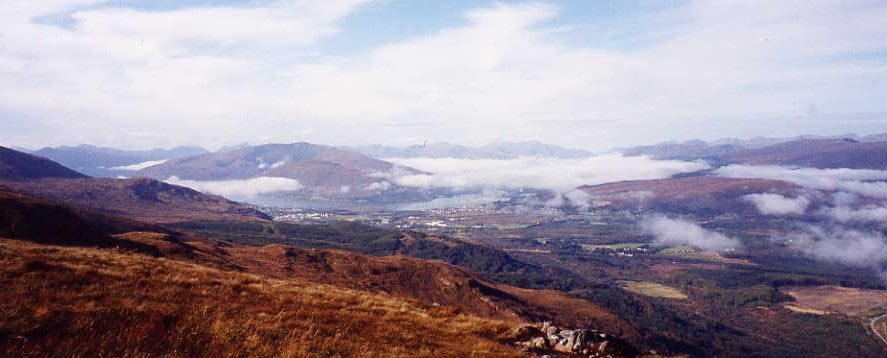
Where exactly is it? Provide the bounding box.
[0,239,524,357]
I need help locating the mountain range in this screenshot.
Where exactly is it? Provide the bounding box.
[0,146,268,223]
[349,141,593,159]
[32,144,209,177]
[620,133,887,169]
[135,142,425,203]
[723,138,887,169]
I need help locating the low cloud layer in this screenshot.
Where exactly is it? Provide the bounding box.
[109,159,168,171]
[399,189,508,210]
[823,205,887,224]
[640,215,741,252]
[165,176,302,200]
[386,154,708,192]
[743,193,809,215]
[786,225,887,271]
[546,189,592,211]
[716,165,887,199]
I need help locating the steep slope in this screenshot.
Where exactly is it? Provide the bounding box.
[137,142,419,196]
[1,178,269,224]
[217,244,633,334]
[168,220,593,291]
[0,146,87,180]
[725,139,887,169]
[33,144,208,177]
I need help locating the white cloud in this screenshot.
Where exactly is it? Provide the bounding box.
[716,165,887,199]
[786,226,887,269]
[2,1,887,149]
[546,189,592,210]
[743,193,809,215]
[165,176,302,199]
[109,159,167,171]
[365,181,391,191]
[385,154,708,192]
[640,215,741,252]
[824,205,887,224]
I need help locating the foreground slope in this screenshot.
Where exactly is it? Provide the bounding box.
[0,187,641,356]
[0,239,523,357]
[216,243,633,333]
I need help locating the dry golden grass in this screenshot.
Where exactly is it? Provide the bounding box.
[0,239,525,357]
[781,285,887,317]
[622,281,688,300]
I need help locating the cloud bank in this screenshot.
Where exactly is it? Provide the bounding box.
[786,226,887,271]
[386,154,708,192]
[716,165,887,199]
[743,193,809,215]
[109,159,168,171]
[165,176,302,200]
[640,215,741,252]
[823,205,887,224]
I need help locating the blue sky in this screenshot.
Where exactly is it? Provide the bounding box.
[2,0,886,150]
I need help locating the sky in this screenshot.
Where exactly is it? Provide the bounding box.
[1,0,886,151]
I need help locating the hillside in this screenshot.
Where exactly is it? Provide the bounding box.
[0,189,639,356]
[33,144,208,177]
[581,176,798,213]
[211,243,633,334]
[0,187,162,253]
[1,178,269,224]
[0,239,528,357]
[137,142,420,196]
[724,139,887,169]
[0,146,87,180]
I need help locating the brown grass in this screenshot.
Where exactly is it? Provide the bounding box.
[0,239,525,357]
[622,281,689,300]
[180,240,635,336]
[781,285,887,317]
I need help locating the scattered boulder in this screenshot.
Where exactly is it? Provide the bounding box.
[518,321,639,357]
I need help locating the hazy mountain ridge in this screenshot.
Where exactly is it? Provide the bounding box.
[136,142,426,202]
[619,133,887,169]
[33,144,209,177]
[724,138,887,170]
[0,146,268,223]
[350,141,593,159]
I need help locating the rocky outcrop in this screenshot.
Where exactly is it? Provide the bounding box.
[518,322,639,357]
